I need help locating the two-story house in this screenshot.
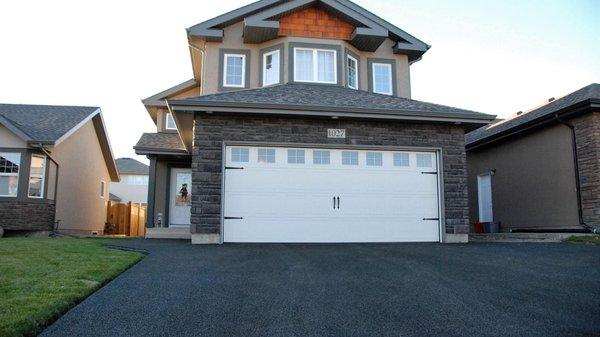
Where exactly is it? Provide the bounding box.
[135,0,495,244]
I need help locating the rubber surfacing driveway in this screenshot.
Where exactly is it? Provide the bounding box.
[40,240,600,337]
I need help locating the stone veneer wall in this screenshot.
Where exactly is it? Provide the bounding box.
[0,200,56,231]
[572,111,600,227]
[191,114,470,237]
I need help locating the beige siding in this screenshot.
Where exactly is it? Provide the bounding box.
[52,120,111,234]
[467,123,579,229]
[0,124,27,148]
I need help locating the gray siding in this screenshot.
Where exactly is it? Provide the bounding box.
[191,114,470,236]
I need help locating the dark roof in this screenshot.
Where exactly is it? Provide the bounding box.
[142,79,197,107]
[171,83,494,121]
[134,132,187,155]
[466,83,600,147]
[0,103,99,142]
[109,193,122,202]
[115,158,149,175]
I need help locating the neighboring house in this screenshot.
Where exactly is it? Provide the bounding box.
[0,104,119,235]
[466,83,600,232]
[110,157,149,204]
[135,0,495,244]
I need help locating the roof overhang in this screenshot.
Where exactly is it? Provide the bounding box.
[466,99,600,151]
[141,79,198,124]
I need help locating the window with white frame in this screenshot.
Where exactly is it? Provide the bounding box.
[416,153,433,168]
[342,151,358,165]
[372,63,393,95]
[126,175,149,185]
[393,153,410,167]
[366,152,383,166]
[231,148,249,163]
[294,48,336,84]
[313,150,330,165]
[0,152,21,197]
[223,53,246,87]
[346,55,358,89]
[100,181,106,198]
[262,50,280,86]
[287,149,305,164]
[28,155,46,198]
[257,148,276,163]
[165,113,176,130]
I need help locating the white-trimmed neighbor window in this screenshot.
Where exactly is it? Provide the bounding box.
[366,152,383,166]
[126,175,149,185]
[100,181,106,198]
[224,53,246,87]
[257,148,276,163]
[0,152,21,197]
[262,50,280,86]
[342,151,358,166]
[287,149,305,164]
[165,113,176,130]
[294,48,336,84]
[313,150,330,165]
[231,148,249,163]
[28,155,46,198]
[372,63,393,95]
[346,55,358,89]
[393,153,410,167]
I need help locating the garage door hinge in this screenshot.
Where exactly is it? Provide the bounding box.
[422,218,440,221]
[421,171,438,175]
[225,166,244,170]
[224,216,243,220]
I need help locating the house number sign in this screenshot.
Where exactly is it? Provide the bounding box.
[327,129,346,138]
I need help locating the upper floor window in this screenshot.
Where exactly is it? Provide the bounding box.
[0,152,21,197]
[294,48,336,84]
[165,113,176,130]
[262,50,280,86]
[28,155,46,198]
[372,63,393,95]
[346,55,358,90]
[223,53,246,88]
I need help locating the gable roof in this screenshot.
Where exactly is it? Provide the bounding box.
[187,0,430,62]
[0,103,119,181]
[169,83,495,129]
[134,132,188,155]
[466,83,600,149]
[142,79,197,108]
[115,158,149,175]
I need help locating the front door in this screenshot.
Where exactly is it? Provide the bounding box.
[169,168,192,226]
[477,173,493,222]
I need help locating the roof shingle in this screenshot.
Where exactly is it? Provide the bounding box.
[115,158,149,175]
[134,133,187,154]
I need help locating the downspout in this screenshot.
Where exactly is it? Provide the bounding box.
[554,114,600,234]
[34,144,61,232]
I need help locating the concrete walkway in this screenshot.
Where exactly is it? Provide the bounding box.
[40,240,600,337]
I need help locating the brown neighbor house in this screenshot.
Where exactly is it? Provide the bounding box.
[135,0,496,244]
[0,104,119,236]
[466,83,600,233]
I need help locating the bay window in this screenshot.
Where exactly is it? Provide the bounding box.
[223,53,246,87]
[294,48,336,84]
[262,50,280,86]
[346,55,358,89]
[0,152,21,197]
[372,62,393,95]
[28,154,45,198]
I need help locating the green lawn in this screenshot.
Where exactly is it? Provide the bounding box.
[566,235,600,245]
[0,237,143,337]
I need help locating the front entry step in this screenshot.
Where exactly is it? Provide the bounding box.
[469,233,594,243]
[146,227,191,239]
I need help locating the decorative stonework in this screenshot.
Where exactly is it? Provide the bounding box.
[191,114,471,237]
[572,111,600,227]
[279,7,355,40]
[0,200,55,231]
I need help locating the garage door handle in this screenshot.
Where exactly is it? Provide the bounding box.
[225,166,244,170]
[423,218,439,221]
[337,196,340,209]
[224,216,243,220]
[333,197,336,209]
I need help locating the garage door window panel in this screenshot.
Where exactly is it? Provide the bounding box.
[287,149,305,164]
[394,153,410,167]
[366,152,383,166]
[313,150,330,165]
[417,153,433,168]
[231,148,249,163]
[258,148,276,163]
[342,151,359,165]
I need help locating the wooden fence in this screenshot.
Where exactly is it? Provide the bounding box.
[105,201,146,236]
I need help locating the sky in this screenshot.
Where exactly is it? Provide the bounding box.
[0,0,598,163]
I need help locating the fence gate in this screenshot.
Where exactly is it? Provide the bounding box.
[106,201,146,236]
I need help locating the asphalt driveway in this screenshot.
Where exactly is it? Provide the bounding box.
[40,240,600,337]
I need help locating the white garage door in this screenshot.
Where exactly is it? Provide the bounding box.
[223,146,441,243]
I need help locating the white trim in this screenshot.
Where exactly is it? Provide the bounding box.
[100,180,106,198]
[293,47,337,84]
[223,53,246,88]
[372,62,393,95]
[27,154,46,199]
[165,113,177,130]
[262,49,280,87]
[0,152,21,198]
[346,54,358,90]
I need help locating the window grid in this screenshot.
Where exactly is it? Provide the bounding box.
[263,50,280,86]
[231,148,249,163]
[342,151,358,165]
[257,148,276,163]
[0,152,20,197]
[313,150,330,165]
[165,113,176,130]
[416,153,433,168]
[28,155,45,198]
[294,48,337,84]
[373,63,392,95]
[287,149,305,164]
[224,54,245,87]
[347,55,358,89]
[366,152,383,166]
[394,153,410,167]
